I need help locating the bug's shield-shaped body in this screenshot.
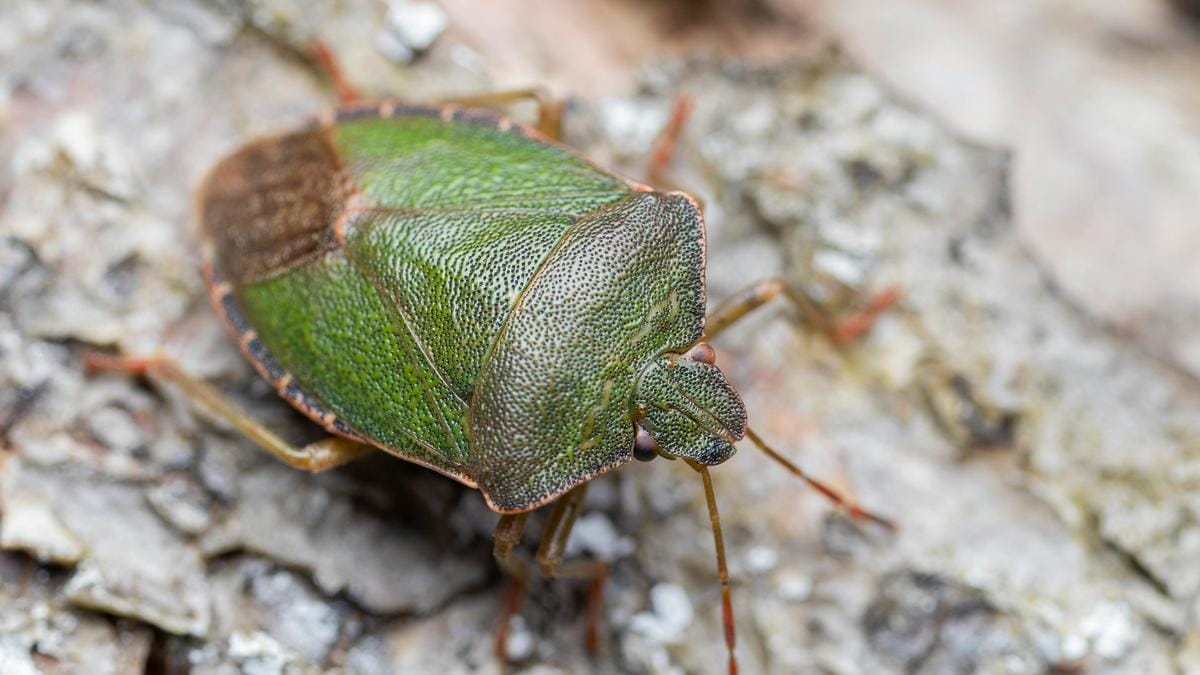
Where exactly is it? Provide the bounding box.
[198,104,746,513]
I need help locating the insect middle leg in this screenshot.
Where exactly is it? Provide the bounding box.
[305,42,565,140]
[491,484,609,659]
[642,95,898,345]
[440,88,565,140]
[704,277,901,346]
[83,352,373,471]
[492,511,532,660]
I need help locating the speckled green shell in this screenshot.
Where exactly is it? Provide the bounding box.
[197,102,745,513]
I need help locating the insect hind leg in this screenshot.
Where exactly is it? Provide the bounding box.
[83,352,373,472]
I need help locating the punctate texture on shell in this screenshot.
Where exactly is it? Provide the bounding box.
[199,105,739,512]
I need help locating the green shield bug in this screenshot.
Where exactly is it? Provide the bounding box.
[87,64,897,673]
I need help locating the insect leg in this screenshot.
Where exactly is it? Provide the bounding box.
[824,285,903,344]
[684,460,738,675]
[492,512,532,661]
[493,512,531,573]
[83,352,372,471]
[439,88,565,140]
[534,483,588,575]
[643,93,896,341]
[308,40,360,105]
[744,426,895,530]
[703,277,901,346]
[647,94,693,190]
[532,484,610,653]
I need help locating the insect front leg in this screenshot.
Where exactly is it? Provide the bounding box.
[534,483,609,654]
[83,352,373,471]
[703,277,901,346]
[491,485,610,660]
[492,511,532,661]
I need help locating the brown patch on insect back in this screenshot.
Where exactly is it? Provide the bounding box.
[202,262,369,444]
[198,127,357,285]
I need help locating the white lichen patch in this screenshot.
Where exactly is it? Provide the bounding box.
[377,1,447,64]
[630,583,694,645]
[0,495,85,565]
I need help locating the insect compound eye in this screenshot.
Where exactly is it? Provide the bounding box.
[633,425,659,462]
[684,341,717,365]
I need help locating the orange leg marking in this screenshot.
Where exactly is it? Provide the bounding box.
[583,566,609,654]
[83,351,157,376]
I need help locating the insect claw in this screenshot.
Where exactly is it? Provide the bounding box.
[848,503,898,532]
[828,285,903,345]
[82,351,162,376]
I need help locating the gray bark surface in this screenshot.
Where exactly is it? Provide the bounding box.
[1,2,1197,674]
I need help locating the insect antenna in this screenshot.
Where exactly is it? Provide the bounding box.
[744,427,896,531]
[685,460,738,675]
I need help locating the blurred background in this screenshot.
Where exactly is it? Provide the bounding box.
[431,0,1200,380]
[3,1,1200,673]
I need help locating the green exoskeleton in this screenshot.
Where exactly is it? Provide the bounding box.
[88,86,894,674]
